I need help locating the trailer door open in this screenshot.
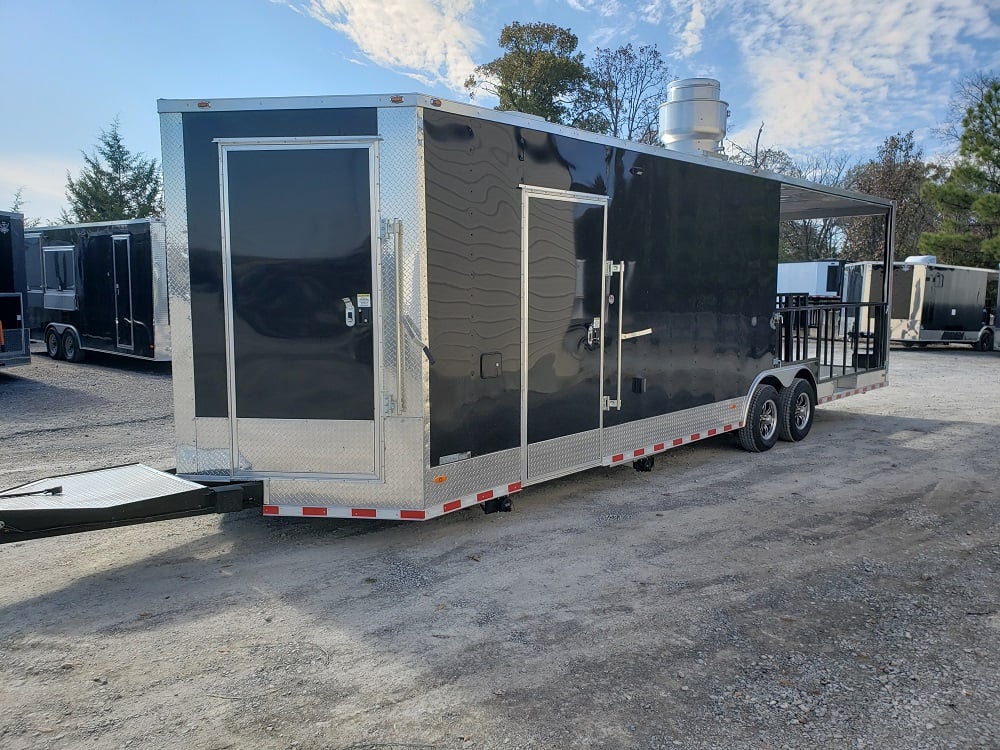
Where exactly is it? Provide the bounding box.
[218,139,380,478]
[521,187,609,483]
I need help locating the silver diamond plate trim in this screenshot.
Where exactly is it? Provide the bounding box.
[527,429,601,482]
[148,220,171,361]
[602,399,746,458]
[425,448,520,505]
[378,106,426,420]
[187,417,233,476]
[236,418,375,476]
[266,418,424,508]
[159,112,197,472]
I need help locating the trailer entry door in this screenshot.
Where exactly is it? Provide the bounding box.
[219,139,381,478]
[112,235,134,350]
[521,187,609,482]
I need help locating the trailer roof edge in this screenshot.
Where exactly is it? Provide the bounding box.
[155,93,893,219]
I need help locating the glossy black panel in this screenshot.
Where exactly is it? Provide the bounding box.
[226,147,374,421]
[922,266,988,331]
[423,116,522,464]
[527,198,603,443]
[602,150,779,427]
[424,109,780,462]
[0,212,25,293]
[181,108,377,417]
[25,222,157,357]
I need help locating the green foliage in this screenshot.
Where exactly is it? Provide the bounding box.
[464,22,587,124]
[919,75,1000,267]
[842,131,936,260]
[64,119,162,223]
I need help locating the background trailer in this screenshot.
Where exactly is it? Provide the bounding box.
[149,91,894,522]
[844,258,998,351]
[25,219,170,363]
[777,259,844,301]
[0,210,30,368]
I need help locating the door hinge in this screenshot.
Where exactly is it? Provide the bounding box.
[383,394,397,415]
[602,395,621,411]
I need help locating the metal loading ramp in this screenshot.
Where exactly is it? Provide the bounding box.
[0,464,260,543]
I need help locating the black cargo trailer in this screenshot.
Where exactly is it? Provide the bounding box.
[147,92,894,521]
[0,210,30,368]
[25,219,170,362]
[844,258,998,351]
[0,90,897,541]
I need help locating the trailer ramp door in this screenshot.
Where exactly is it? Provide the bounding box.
[0,465,211,542]
[218,139,380,478]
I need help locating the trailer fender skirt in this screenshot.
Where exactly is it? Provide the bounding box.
[817,380,887,404]
[261,481,523,521]
[604,420,743,466]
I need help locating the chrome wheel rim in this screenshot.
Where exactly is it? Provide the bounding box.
[794,392,811,430]
[759,399,777,441]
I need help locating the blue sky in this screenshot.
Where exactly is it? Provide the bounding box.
[2,0,999,223]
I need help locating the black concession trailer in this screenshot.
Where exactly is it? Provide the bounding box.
[1,90,895,540]
[0,210,30,369]
[843,258,998,351]
[25,219,170,363]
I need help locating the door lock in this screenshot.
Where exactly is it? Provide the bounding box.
[343,297,356,327]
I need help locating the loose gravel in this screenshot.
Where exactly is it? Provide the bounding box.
[0,343,997,750]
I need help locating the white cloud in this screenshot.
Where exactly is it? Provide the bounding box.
[725,0,1000,154]
[0,154,74,224]
[280,0,483,93]
[679,0,706,57]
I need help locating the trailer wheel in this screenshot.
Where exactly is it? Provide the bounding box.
[778,378,815,442]
[45,328,64,360]
[976,329,994,352]
[62,329,85,363]
[738,384,780,453]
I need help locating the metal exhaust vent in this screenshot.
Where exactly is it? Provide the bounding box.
[658,78,729,157]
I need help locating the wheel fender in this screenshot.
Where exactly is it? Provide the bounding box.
[740,366,816,426]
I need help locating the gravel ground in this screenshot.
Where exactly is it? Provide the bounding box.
[0,343,998,750]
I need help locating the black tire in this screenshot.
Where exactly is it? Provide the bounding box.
[977,329,994,352]
[62,329,85,363]
[778,378,816,442]
[739,384,780,453]
[45,328,64,360]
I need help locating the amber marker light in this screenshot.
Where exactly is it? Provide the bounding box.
[390,95,404,103]
[430,98,442,106]
[433,475,448,484]
[197,101,211,109]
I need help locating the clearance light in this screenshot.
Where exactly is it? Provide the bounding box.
[430,98,442,107]
[433,475,448,484]
[197,101,211,109]
[390,95,404,103]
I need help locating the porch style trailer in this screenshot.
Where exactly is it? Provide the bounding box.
[25,219,170,363]
[0,91,896,541]
[844,259,998,351]
[0,210,30,368]
[150,92,894,522]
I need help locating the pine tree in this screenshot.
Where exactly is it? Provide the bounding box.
[64,119,162,223]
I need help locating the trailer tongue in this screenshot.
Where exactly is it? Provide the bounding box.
[0,464,262,543]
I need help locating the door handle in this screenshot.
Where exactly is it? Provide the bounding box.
[343,297,356,327]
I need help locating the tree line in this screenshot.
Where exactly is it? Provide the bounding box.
[9,21,999,270]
